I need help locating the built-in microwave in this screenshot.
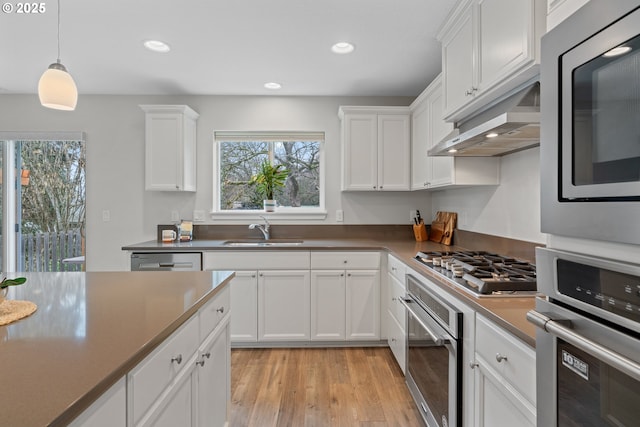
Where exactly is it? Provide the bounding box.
[540,0,640,246]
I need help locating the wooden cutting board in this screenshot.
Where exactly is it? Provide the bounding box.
[429,211,457,245]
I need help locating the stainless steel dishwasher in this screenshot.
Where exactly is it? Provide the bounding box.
[130,252,202,271]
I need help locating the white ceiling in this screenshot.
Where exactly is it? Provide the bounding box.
[0,0,457,97]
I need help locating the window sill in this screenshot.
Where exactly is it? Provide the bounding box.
[210,209,327,221]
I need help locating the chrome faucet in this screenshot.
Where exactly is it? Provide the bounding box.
[249,215,270,240]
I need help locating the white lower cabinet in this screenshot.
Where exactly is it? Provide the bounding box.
[473,315,536,427]
[228,271,258,342]
[310,251,381,342]
[386,255,407,373]
[258,270,311,341]
[68,378,126,427]
[196,321,230,427]
[311,270,346,340]
[345,270,380,340]
[205,250,381,345]
[126,284,230,427]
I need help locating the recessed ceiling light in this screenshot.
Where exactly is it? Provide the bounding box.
[264,82,282,90]
[486,132,499,138]
[331,42,355,54]
[603,46,631,57]
[144,40,171,53]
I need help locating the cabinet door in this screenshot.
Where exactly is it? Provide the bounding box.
[341,113,378,191]
[229,271,258,342]
[478,0,535,93]
[378,114,410,191]
[474,361,536,427]
[411,96,430,190]
[69,378,126,427]
[310,270,346,340]
[196,324,230,427]
[258,270,311,341]
[142,105,198,192]
[442,2,476,117]
[346,270,380,340]
[427,77,456,188]
[145,370,194,427]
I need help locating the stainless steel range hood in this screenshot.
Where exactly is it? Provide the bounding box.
[428,82,540,157]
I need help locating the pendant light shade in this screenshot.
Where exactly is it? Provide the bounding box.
[38,0,77,111]
[38,62,77,110]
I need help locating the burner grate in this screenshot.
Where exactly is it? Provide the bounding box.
[414,251,537,295]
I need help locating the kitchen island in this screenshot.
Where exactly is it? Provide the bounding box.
[0,270,233,427]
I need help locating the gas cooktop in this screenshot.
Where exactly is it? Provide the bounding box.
[413,251,537,298]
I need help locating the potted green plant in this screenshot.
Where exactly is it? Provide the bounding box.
[251,160,289,212]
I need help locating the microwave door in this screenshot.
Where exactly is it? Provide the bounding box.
[560,7,640,201]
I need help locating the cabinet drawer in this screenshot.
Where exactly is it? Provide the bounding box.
[204,251,310,270]
[128,316,199,425]
[475,315,536,404]
[311,252,380,269]
[387,311,406,374]
[387,254,406,283]
[388,273,406,326]
[199,284,230,342]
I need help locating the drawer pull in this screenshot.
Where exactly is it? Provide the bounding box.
[196,352,212,367]
[495,353,508,363]
[469,361,479,369]
[216,306,225,314]
[171,354,183,365]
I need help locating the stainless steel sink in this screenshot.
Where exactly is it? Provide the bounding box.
[222,239,304,247]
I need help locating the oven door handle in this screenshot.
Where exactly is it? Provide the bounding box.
[399,297,447,346]
[527,310,640,382]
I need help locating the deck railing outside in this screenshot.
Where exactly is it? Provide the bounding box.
[20,229,84,272]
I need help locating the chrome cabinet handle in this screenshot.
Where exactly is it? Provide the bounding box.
[527,310,640,382]
[216,306,224,314]
[171,354,183,364]
[469,361,479,369]
[196,352,211,367]
[495,353,508,363]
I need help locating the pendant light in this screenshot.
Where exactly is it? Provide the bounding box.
[38,0,77,111]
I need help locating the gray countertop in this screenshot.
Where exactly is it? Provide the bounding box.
[0,270,234,427]
[123,238,537,347]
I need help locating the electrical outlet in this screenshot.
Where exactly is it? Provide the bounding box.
[102,210,110,222]
[410,210,417,223]
[336,209,344,222]
[171,211,180,222]
[193,210,205,222]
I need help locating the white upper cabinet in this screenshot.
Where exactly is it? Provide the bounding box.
[141,105,199,192]
[439,0,545,121]
[411,74,499,190]
[339,106,411,191]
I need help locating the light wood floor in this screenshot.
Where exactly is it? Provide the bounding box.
[230,347,423,427]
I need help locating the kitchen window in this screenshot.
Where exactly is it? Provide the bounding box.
[212,131,326,219]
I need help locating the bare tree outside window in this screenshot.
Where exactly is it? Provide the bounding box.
[219,138,321,210]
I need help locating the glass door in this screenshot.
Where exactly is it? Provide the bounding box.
[0,133,85,272]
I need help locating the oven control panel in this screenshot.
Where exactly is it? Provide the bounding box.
[557,259,640,323]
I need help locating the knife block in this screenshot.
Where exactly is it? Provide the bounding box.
[413,222,428,242]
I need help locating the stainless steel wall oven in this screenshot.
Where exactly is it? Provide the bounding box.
[540,0,640,245]
[400,275,462,427]
[528,248,640,427]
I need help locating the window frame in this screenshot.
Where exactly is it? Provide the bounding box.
[211,131,327,220]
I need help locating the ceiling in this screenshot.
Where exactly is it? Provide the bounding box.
[0,0,457,97]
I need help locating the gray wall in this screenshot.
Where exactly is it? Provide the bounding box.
[1,94,435,270]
